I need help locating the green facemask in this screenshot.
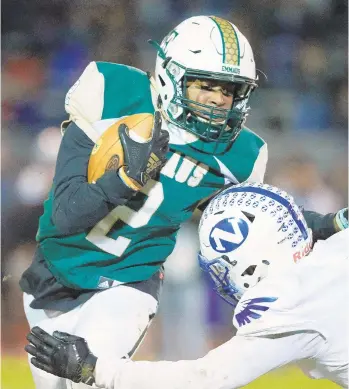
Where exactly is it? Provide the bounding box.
[171,70,256,153]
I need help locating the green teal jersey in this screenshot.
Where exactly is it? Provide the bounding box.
[37,61,267,290]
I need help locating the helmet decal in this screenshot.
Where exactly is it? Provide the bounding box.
[209,217,249,252]
[235,297,278,327]
[161,29,179,56]
[210,16,240,66]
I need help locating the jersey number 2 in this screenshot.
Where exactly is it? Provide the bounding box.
[86,180,164,256]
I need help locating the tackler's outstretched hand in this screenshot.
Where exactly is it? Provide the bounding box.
[118,111,169,191]
[25,326,97,385]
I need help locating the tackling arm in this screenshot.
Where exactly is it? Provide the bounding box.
[95,331,322,389]
[303,208,348,242]
[26,326,321,388]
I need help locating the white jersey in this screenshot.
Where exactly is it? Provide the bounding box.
[234,229,349,386]
[94,230,349,389]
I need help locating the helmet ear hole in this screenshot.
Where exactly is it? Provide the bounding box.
[241,211,255,223]
[241,265,256,277]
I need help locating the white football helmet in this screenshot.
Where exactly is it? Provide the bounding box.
[198,182,313,307]
[150,16,257,151]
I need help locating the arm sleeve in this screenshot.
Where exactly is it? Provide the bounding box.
[52,122,135,234]
[94,331,322,389]
[302,210,337,242]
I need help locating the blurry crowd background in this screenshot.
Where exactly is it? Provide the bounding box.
[1,0,347,383]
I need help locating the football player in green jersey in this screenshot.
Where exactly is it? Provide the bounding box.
[20,15,347,388]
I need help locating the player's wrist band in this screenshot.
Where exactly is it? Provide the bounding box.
[334,208,348,231]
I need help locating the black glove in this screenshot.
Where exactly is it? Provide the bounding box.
[118,111,169,190]
[25,327,97,385]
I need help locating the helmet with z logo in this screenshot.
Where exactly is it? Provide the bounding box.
[198,182,313,306]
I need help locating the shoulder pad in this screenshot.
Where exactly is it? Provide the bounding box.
[238,128,267,182]
[213,127,267,183]
[64,62,153,142]
[65,61,105,141]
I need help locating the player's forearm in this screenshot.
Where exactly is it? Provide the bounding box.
[302,210,337,242]
[52,122,135,233]
[52,174,133,233]
[95,356,241,389]
[94,342,267,389]
[94,339,277,389]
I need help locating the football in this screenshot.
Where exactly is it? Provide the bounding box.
[87,113,154,183]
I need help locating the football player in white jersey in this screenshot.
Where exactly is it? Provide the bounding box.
[25,182,348,389]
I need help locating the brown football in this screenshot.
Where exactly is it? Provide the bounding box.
[87,113,154,183]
